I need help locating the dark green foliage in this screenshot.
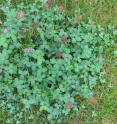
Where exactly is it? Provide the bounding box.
[0,1,115,123]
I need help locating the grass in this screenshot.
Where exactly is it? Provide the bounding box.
[0,0,117,123]
[55,0,117,123]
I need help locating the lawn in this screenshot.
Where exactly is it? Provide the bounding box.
[0,0,117,124]
[59,0,117,123]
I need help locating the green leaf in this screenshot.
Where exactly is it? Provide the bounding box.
[0,37,8,47]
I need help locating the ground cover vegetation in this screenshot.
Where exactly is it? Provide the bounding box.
[0,0,117,124]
